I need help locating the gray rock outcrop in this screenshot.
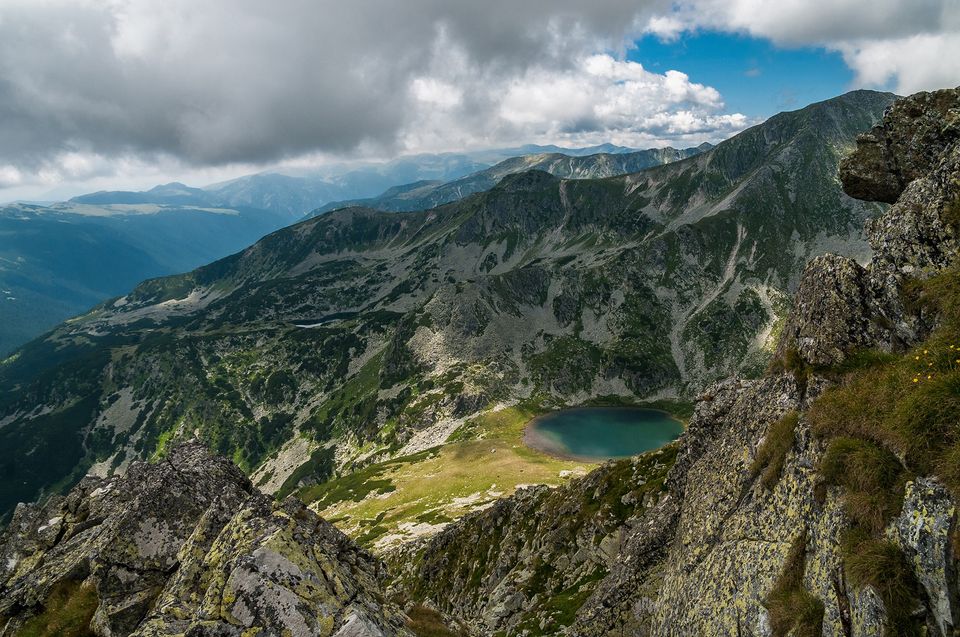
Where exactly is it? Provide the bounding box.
[0,442,410,637]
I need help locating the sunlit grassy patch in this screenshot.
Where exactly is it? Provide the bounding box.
[301,402,594,549]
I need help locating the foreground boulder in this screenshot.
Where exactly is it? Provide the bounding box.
[0,442,410,637]
[778,87,960,367]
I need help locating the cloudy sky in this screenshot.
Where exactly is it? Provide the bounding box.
[0,0,957,201]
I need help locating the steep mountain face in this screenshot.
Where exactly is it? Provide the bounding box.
[0,442,411,636]
[399,87,960,636]
[0,90,892,523]
[0,201,297,356]
[314,145,711,214]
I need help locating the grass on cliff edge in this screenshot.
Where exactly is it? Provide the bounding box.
[802,267,960,636]
[299,397,691,550]
[808,268,960,516]
[11,579,98,637]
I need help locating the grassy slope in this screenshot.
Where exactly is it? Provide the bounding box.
[302,398,690,549]
[302,402,590,548]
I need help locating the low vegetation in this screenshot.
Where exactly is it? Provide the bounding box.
[842,528,924,636]
[803,267,960,635]
[820,437,906,533]
[764,532,824,637]
[405,604,464,637]
[751,410,799,490]
[12,579,98,637]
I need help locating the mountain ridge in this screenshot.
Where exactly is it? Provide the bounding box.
[313,144,712,214]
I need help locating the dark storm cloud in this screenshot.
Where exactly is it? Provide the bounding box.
[0,0,662,170]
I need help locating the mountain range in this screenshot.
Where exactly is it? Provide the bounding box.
[4,87,960,637]
[0,89,893,523]
[1,144,691,356]
[313,144,712,214]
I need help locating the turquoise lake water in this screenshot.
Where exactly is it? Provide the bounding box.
[525,407,683,460]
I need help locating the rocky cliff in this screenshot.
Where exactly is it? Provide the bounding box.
[0,442,411,637]
[397,88,960,636]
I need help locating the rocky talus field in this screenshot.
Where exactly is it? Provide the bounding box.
[3,86,960,636]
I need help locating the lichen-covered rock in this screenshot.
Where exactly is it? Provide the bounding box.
[0,442,411,637]
[135,495,407,637]
[0,442,254,635]
[774,254,886,366]
[887,478,958,636]
[840,87,960,203]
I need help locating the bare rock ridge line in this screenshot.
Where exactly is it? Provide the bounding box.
[0,441,410,637]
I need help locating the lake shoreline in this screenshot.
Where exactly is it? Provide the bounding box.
[522,406,684,461]
[522,424,598,462]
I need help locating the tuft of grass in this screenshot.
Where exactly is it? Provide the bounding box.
[15,579,98,637]
[820,437,907,533]
[769,347,811,392]
[405,604,465,637]
[751,411,799,490]
[764,532,824,637]
[842,528,924,637]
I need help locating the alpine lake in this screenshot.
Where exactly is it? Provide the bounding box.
[524,407,683,460]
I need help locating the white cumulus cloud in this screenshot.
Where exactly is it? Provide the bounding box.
[644,0,960,94]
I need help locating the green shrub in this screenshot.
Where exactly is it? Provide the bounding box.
[751,411,799,490]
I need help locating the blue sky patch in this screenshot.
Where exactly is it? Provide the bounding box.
[628,32,855,118]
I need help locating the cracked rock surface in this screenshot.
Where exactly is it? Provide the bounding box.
[0,442,410,637]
